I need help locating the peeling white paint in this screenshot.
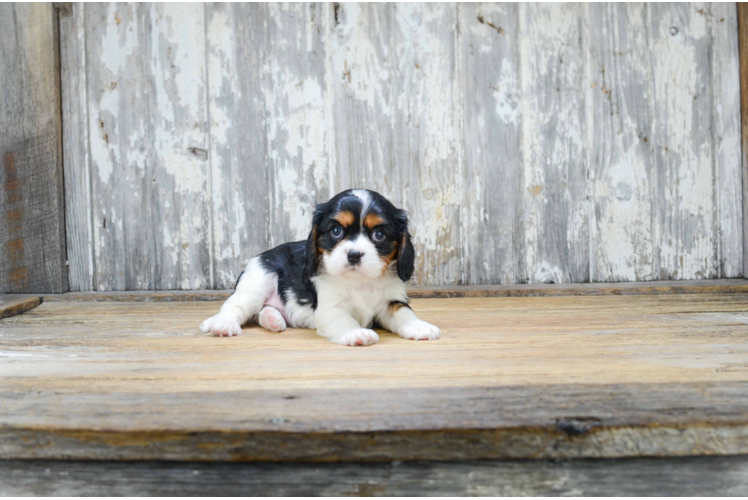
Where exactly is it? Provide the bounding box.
[63,3,743,289]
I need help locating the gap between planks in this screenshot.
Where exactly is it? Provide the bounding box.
[1,279,747,315]
[23,278,748,303]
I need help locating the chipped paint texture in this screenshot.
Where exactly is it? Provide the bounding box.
[61,3,744,289]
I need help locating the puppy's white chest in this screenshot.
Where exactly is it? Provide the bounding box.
[344,283,385,326]
[314,275,406,328]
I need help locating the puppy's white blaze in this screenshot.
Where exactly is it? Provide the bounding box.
[351,189,372,219]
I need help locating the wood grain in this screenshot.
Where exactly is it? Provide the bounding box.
[712,3,744,279]
[205,3,271,289]
[649,4,716,280]
[3,456,748,496]
[147,3,212,291]
[586,4,656,282]
[3,292,748,461]
[519,3,589,284]
[0,296,41,319]
[0,3,68,294]
[739,2,748,281]
[17,278,748,302]
[59,4,94,291]
[205,3,333,289]
[59,3,745,289]
[330,3,463,285]
[83,4,212,291]
[459,3,524,285]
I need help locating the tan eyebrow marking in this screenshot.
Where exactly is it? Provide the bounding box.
[334,210,355,228]
[364,213,385,230]
[380,247,397,276]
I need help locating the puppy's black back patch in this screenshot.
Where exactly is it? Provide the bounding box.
[258,241,318,309]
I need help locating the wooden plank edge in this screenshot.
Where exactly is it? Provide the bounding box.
[28,278,748,302]
[2,421,747,462]
[0,296,42,319]
[739,3,748,280]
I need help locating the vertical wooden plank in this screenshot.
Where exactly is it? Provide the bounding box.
[458,3,524,284]
[586,4,656,282]
[207,4,332,288]
[0,3,68,293]
[738,3,748,279]
[649,3,716,280]
[519,3,589,284]
[86,3,152,290]
[85,3,211,290]
[60,3,94,291]
[328,4,395,197]
[147,3,211,290]
[331,3,462,285]
[206,3,270,289]
[263,3,333,248]
[712,3,743,278]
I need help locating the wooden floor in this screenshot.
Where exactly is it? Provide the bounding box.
[2,284,748,462]
[3,456,748,496]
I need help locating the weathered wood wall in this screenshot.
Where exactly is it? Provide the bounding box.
[60,3,745,290]
[0,3,68,293]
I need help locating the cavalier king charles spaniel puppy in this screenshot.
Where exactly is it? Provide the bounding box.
[200,189,441,346]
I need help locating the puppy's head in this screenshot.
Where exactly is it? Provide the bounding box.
[305,189,415,281]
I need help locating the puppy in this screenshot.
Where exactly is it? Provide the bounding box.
[200,189,441,346]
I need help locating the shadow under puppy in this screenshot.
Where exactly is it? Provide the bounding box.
[201,189,441,346]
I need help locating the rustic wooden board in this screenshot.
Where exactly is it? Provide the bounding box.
[739,3,748,281]
[60,3,745,289]
[586,4,656,282]
[0,3,68,294]
[2,292,748,461]
[80,3,213,291]
[3,456,748,496]
[0,296,41,319]
[204,3,271,289]
[519,3,589,284]
[330,3,463,285]
[205,3,334,289]
[20,278,748,302]
[650,3,716,280]
[713,4,744,279]
[60,5,94,292]
[459,3,524,285]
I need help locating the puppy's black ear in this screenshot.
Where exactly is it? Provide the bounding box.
[304,204,325,280]
[396,210,415,282]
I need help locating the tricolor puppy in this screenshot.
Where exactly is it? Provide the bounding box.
[200,189,441,346]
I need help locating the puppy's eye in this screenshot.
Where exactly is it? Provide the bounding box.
[372,230,385,242]
[331,226,343,238]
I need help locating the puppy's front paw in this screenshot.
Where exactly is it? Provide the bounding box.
[200,313,242,337]
[334,328,379,346]
[398,320,441,341]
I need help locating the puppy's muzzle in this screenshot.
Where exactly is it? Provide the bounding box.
[347,250,362,265]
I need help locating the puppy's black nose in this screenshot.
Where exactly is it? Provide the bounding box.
[348,250,362,265]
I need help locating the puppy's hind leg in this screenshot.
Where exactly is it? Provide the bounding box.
[200,258,276,337]
[258,306,287,332]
